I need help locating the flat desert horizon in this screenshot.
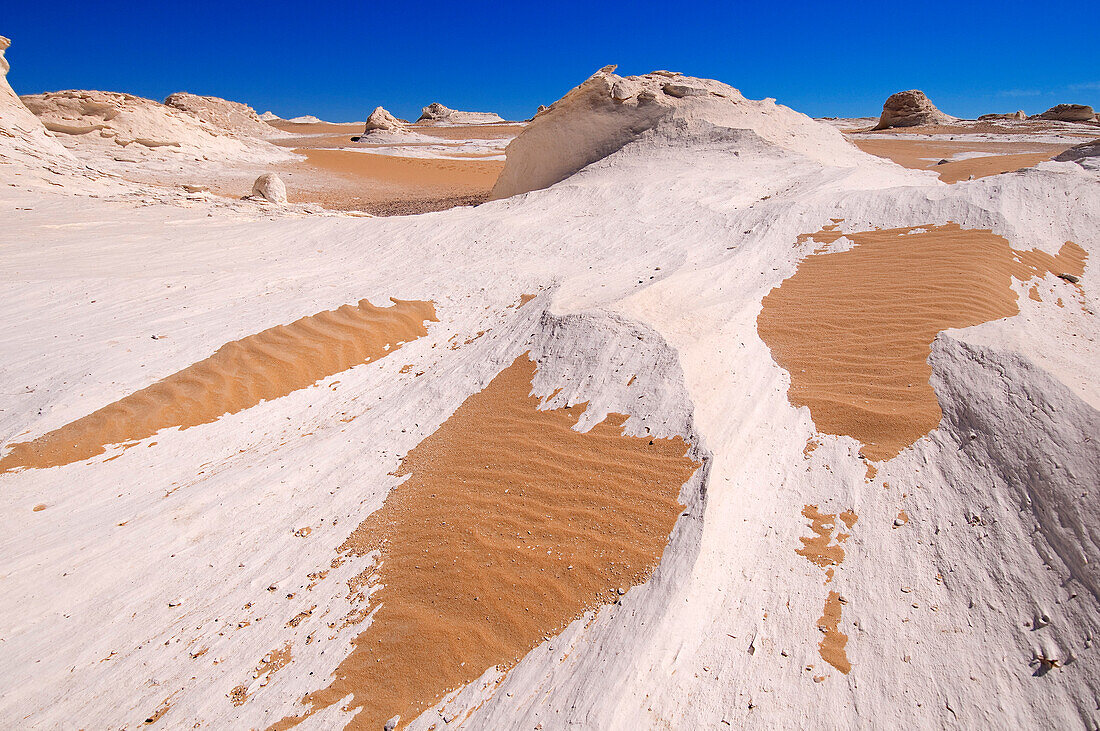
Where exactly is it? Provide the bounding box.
[0,9,1098,730]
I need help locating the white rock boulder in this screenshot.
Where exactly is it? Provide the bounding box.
[250,172,287,203]
[363,106,406,132]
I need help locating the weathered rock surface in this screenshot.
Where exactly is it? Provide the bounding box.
[0,36,78,172]
[1054,139,1100,170]
[250,172,287,203]
[259,111,280,121]
[21,88,293,163]
[874,89,954,129]
[490,66,869,200]
[1033,103,1096,122]
[164,92,285,138]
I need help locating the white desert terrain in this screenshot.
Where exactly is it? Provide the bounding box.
[1,34,1099,731]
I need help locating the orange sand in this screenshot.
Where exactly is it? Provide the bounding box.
[817,591,851,674]
[850,138,1070,183]
[758,224,1086,461]
[273,355,699,730]
[231,643,293,706]
[281,149,504,215]
[796,507,857,674]
[0,299,436,473]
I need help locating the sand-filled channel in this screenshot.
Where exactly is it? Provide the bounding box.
[0,298,436,472]
[273,354,700,730]
[758,224,1086,461]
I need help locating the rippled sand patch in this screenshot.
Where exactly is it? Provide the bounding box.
[758,224,1086,461]
[273,354,699,730]
[0,298,436,473]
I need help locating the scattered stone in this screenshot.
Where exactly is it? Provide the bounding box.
[874,90,953,129]
[251,172,287,204]
[1057,272,1080,284]
[383,715,400,731]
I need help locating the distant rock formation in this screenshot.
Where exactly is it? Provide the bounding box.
[259,111,280,121]
[978,110,1027,121]
[164,92,284,138]
[251,172,287,203]
[873,90,953,129]
[286,115,324,124]
[490,65,867,201]
[1032,103,1095,122]
[363,106,407,132]
[416,102,505,125]
[21,88,294,164]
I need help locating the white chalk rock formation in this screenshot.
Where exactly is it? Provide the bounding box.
[1053,139,1100,170]
[1033,103,1096,122]
[259,111,280,121]
[163,92,287,138]
[21,89,294,165]
[873,89,954,129]
[978,110,1027,121]
[416,102,505,125]
[286,115,324,124]
[363,106,407,132]
[250,172,287,203]
[490,65,870,200]
[0,36,78,173]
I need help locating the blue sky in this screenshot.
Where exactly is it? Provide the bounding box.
[4,1,1098,122]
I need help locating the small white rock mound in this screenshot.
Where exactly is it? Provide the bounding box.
[21,88,293,164]
[0,36,78,172]
[250,172,287,203]
[259,111,280,121]
[489,65,870,201]
[163,92,286,138]
[1032,103,1096,122]
[286,115,324,124]
[416,102,505,125]
[873,89,954,129]
[363,106,407,132]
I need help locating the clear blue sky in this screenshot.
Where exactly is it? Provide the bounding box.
[5,1,1098,122]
